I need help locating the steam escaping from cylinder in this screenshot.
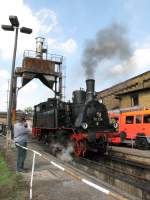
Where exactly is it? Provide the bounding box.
[82,23,132,78]
[57,143,74,162]
[49,140,74,162]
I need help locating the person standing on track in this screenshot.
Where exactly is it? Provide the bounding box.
[14,116,30,172]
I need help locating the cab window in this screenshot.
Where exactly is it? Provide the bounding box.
[143,114,150,123]
[41,104,46,111]
[125,116,134,124]
[135,115,142,124]
[36,106,40,112]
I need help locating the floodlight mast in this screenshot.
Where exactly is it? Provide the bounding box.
[1,25,14,31]
[1,15,32,148]
[9,15,19,27]
[20,27,32,34]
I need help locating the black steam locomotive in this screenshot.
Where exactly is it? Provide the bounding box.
[32,79,113,156]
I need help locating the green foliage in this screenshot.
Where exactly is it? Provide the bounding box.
[24,106,33,114]
[0,154,13,186]
[0,154,26,200]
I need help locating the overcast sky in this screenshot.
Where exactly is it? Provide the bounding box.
[0,0,150,111]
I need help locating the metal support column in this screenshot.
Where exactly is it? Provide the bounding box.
[7,27,18,148]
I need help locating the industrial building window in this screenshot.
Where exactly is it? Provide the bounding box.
[131,93,139,106]
[143,114,150,123]
[135,115,142,124]
[126,116,134,124]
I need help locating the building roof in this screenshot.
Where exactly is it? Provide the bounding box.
[97,70,150,97]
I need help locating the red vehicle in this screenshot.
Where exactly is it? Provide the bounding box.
[109,109,150,149]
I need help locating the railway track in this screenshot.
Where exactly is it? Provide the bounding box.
[110,146,150,166]
[73,154,150,200]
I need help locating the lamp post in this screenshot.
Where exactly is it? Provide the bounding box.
[1,16,32,148]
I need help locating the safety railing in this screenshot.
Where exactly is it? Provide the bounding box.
[23,50,63,63]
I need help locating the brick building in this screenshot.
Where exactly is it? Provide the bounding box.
[97,70,150,110]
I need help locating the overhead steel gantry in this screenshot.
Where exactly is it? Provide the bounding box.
[12,37,64,123]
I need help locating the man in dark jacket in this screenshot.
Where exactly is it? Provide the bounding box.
[14,117,30,172]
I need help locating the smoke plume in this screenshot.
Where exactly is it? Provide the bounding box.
[82,23,132,78]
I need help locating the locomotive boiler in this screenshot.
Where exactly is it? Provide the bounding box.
[32,79,113,156]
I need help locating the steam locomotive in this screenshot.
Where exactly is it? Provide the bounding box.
[32,79,114,156]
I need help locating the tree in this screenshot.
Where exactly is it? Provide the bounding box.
[24,107,33,115]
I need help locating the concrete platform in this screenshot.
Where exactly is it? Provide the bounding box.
[0,136,117,200]
[111,146,150,166]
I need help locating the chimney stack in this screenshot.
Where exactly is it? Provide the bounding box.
[86,79,95,102]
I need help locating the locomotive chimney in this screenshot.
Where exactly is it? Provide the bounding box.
[86,79,95,102]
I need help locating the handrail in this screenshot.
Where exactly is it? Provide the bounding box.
[23,50,63,63]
